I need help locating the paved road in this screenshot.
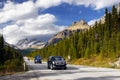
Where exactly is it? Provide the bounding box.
[1,57,120,80]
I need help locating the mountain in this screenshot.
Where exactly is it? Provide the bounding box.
[45,20,90,46]
[5,42,19,49]
[15,38,45,49]
[0,36,19,49]
[28,5,120,68]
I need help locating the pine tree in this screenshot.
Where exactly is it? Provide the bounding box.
[111,5,118,32]
[0,35,4,64]
[0,35,4,48]
[105,8,109,28]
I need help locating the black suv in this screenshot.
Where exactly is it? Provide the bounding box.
[47,56,67,70]
[34,55,42,63]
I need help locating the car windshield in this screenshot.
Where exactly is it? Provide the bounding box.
[54,57,64,60]
[35,56,41,59]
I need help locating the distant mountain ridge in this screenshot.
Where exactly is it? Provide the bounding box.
[45,20,90,46]
[5,42,19,49]
[15,38,45,49]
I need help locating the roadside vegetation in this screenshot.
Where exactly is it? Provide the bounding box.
[0,36,24,76]
[28,5,120,68]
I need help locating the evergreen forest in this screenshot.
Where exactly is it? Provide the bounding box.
[28,6,120,67]
[0,35,24,75]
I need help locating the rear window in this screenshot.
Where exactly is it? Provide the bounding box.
[54,57,64,60]
[35,56,41,59]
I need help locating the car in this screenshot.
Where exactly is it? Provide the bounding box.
[34,55,42,63]
[47,56,67,70]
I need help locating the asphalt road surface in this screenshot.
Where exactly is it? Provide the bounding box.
[1,57,120,80]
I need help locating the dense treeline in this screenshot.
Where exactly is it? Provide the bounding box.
[28,6,120,65]
[0,35,24,75]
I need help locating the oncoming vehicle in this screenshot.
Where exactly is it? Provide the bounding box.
[34,55,42,64]
[47,56,67,70]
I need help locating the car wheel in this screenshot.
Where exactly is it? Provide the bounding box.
[47,63,50,69]
[64,67,67,70]
[47,66,50,69]
[50,64,53,70]
[61,67,66,70]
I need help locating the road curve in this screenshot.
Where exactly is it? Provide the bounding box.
[1,57,120,80]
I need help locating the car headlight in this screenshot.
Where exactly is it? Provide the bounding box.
[52,61,55,64]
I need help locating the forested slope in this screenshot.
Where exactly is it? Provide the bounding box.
[28,5,120,67]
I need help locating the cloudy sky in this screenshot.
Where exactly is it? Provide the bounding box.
[0,0,120,44]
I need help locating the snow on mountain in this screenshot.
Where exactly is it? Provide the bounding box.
[15,38,45,49]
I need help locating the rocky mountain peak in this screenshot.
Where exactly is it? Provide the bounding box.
[67,20,89,30]
[45,20,90,46]
[72,20,87,26]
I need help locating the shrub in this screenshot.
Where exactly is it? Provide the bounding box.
[0,65,5,71]
[4,59,23,72]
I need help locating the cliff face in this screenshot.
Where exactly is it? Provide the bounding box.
[45,20,90,46]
